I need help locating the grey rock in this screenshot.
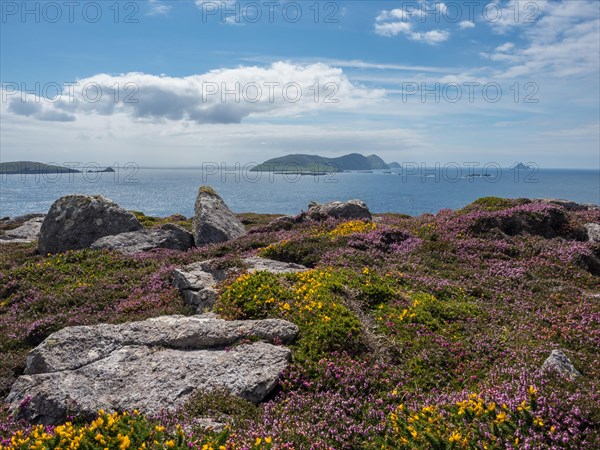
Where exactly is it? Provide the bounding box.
[4,213,46,226]
[243,257,308,274]
[38,195,142,254]
[0,217,44,243]
[192,187,246,246]
[584,223,600,243]
[90,224,194,253]
[174,258,307,313]
[173,261,228,312]
[536,198,598,211]
[470,207,570,239]
[307,199,372,221]
[541,350,581,379]
[8,315,298,424]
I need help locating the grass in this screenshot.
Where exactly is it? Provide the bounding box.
[1,198,599,449]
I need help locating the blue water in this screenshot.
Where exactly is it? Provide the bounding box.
[1,167,598,218]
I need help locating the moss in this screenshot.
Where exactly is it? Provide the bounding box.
[198,185,218,196]
[460,196,531,213]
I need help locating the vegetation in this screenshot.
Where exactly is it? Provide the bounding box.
[1,198,599,449]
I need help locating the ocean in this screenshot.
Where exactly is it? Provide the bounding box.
[1,167,599,218]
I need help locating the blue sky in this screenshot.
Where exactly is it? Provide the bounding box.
[1,0,599,168]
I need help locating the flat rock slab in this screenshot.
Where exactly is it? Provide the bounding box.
[90,224,194,253]
[0,217,44,244]
[7,315,298,424]
[173,258,307,313]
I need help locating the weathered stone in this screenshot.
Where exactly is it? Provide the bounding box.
[307,199,372,221]
[4,213,45,226]
[536,199,598,211]
[243,257,308,274]
[0,217,44,244]
[470,207,570,239]
[38,195,142,254]
[7,315,298,424]
[584,223,600,243]
[90,224,193,253]
[192,186,246,246]
[541,350,581,379]
[173,258,307,313]
[173,261,228,313]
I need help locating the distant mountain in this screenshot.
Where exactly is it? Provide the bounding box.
[0,161,81,175]
[388,162,401,169]
[511,163,533,170]
[251,153,391,172]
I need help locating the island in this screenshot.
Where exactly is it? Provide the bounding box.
[388,162,401,169]
[250,153,392,173]
[511,162,533,170]
[86,167,116,173]
[0,161,81,175]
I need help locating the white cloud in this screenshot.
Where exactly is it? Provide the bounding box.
[495,42,514,52]
[147,0,171,16]
[459,20,475,30]
[2,63,385,125]
[374,5,450,45]
[376,9,409,22]
[374,21,412,37]
[483,0,600,78]
[411,30,450,45]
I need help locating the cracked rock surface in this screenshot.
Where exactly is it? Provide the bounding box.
[7,315,298,424]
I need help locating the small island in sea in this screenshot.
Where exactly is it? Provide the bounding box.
[512,162,534,170]
[250,153,396,173]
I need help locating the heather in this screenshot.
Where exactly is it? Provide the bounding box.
[1,197,599,449]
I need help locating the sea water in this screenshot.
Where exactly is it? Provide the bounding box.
[1,167,598,218]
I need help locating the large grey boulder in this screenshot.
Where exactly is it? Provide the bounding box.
[7,315,298,424]
[541,350,581,379]
[584,223,600,243]
[307,199,372,221]
[192,186,246,246]
[173,258,307,313]
[38,195,142,254]
[90,224,194,253]
[0,216,44,244]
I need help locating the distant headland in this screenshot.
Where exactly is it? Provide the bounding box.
[250,153,400,173]
[0,161,81,175]
[0,162,115,175]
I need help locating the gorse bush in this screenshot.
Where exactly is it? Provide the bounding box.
[380,387,553,449]
[215,271,291,320]
[216,268,364,363]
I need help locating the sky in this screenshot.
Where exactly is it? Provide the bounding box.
[1,0,599,168]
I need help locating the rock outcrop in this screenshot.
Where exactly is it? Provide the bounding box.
[38,195,142,254]
[192,186,246,246]
[541,349,581,379]
[174,257,307,313]
[306,200,372,221]
[536,199,598,211]
[91,224,194,253]
[584,223,600,243]
[7,315,298,424]
[470,206,570,239]
[0,216,44,244]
